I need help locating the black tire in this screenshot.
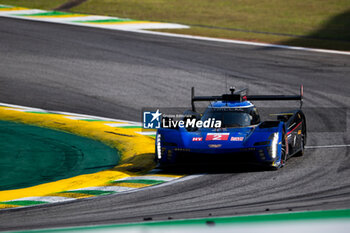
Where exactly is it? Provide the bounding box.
[295,136,305,157]
[295,121,306,157]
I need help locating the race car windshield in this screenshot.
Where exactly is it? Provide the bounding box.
[201,107,260,128]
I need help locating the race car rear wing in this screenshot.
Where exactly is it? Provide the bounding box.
[191,85,303,111]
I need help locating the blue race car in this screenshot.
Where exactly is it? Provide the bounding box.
[155,86,306,170]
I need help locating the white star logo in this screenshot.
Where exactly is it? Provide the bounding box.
[151,109,162,122]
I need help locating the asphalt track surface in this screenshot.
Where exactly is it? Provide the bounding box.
[0,17,349,231]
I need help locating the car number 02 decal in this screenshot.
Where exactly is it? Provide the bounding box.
[206,133,229,141]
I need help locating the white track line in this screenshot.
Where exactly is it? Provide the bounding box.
[130,174,204,192]
[73,186,135,192]
[0,103,48,112]
[137,131,156,136]
[53,110,140,125]
[0,13,188,30]
[13,196,76,203]
[44,16,117,22]
[133,30,350,56]
[0,9,46,15]
[105,123,142,127]
[117,176,177,182]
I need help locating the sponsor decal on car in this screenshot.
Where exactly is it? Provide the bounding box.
[230,136,244,141]
[192,137,203,141]
[205,133,229,141]
[208,144,222,148]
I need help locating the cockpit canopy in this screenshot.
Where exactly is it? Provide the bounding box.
[201,104,260,128]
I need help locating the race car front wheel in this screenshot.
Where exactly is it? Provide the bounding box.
[280,138,287,166]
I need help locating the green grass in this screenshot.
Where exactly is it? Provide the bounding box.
[0,0,66,10]
[1,0,349,50]
[71,0,350,51]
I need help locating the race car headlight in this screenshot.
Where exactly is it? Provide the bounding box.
[269,132,279,158]
[156,134,162,159]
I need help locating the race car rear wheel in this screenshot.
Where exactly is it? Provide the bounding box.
[295,121,306,157]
